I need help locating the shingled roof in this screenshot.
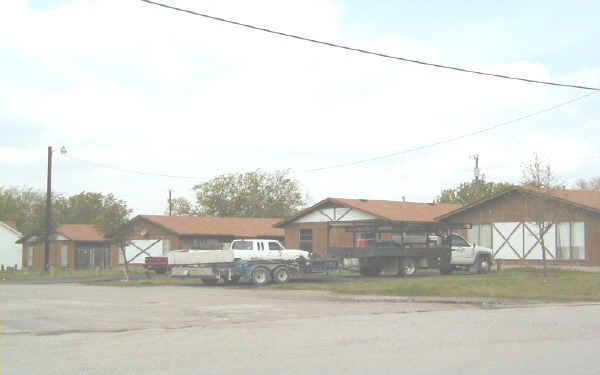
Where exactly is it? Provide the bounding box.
[275,198,461,227]
[137,215,284,238]
[16,224,108,243]
[57,224,108,242]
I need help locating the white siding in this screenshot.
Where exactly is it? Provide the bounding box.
[120,239,163,264]
[293,208,376,223]
[0,222,23,269]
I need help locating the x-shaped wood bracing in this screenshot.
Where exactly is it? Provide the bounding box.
[492,223,522,259]
[127,239,161,263]
[523,223,555,260]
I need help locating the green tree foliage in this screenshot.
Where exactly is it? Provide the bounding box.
[193,169,305,218]
[54,192,111,225]
[0,186,47,234]
[437,179,513,205]
[0,187,131,235]
[94,195,133,281]
[164,196,197,216]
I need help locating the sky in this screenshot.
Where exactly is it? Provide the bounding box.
[1,0,599,216]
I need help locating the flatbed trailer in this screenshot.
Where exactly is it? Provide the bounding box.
[170,258,339,285]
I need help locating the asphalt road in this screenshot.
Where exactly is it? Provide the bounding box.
[2,284,600,375]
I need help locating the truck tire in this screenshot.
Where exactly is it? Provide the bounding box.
[223,276,241,285]
[251,267,271,286]
[272,267,290,284]
[440,265,454,275]
[476,256,491,274]
[202,278,218,285]
[399,257,417,277]
[359,264,382,277]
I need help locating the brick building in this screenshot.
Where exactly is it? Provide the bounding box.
[275,198,461,255]
[437,187,600,266]
[18,224,116,270]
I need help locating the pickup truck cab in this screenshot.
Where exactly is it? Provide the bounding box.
[230,239,309,261]
[447,233,493,274]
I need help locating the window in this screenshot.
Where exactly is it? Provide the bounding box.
[468,224,492,248]
[268,242,283,250]
[451,234,470,247]
[61,245,68,267]
[299,229,313,251]
[557,221,585,260]
[232,240,253,250]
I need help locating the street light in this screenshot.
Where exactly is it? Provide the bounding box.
[44,146,66,272]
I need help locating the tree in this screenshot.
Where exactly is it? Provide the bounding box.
[573,177,600,190]
[520,153,564,277]
[0,186,46,234]
[437,179,513,205]
[521,153,564,189]
[54,192,108,225]
[193,169,305,218]
[164,196,197,216]
[94,195,133,281]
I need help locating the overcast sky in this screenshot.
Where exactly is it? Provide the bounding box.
[2,0,599,216]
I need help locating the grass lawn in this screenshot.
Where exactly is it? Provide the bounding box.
[271,268,600,302]
[0,268,144,281]
[81,268,600,302]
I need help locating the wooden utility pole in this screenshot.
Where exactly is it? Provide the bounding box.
[44,146,52,272]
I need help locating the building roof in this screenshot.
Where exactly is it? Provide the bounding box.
[56,224,108,242]
[436,186,600,221]
[16,224,108,244]
[275,197,461,227]
[137,215,284,238]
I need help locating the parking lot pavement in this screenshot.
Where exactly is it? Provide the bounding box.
[2,284,600,375]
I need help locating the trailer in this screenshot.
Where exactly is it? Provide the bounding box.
[171,257,338,285]
[165,239,338,285]
[327,220,465,276]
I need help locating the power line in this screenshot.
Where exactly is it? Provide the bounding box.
[63,154,204,180]
[139,0,600,92]
[305,92,596,172]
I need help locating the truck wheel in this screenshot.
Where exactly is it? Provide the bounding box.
[202,278,218,285]
[399,258,417,277]
[223,276,240,285]
[272,267,290,284]
[440,265,454,275]
[251,267,271,285]
[359,264,382,277]
[476,257,490,274]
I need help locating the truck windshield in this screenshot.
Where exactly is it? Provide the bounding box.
[268,242,283,250]
[231,241,253,250]
[451,235,470,247]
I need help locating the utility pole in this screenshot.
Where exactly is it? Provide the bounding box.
[472,154,480,182]
[168,190,172,216]
[44,146,52,272]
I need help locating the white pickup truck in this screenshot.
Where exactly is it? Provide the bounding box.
[229,239,309,261]
[446,233,493,274]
